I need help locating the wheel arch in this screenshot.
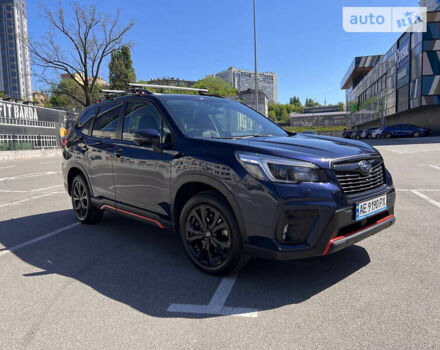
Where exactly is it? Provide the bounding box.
[67,163,94,197]
[171,175,248,243]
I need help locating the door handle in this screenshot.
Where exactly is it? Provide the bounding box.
[114,148,123,157]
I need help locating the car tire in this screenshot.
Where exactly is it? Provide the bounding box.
[71,175,103,224]
[179,191,246,275]
[375,134,382,139]
[413,131,420,137]
[385,133,392,138]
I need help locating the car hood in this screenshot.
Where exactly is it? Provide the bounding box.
[211,134,379,169]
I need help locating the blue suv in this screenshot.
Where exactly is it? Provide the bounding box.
[62,90,396,274]
[382,124,431,138]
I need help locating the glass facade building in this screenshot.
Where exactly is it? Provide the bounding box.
[0,0,32,101]
[341,10,440,127]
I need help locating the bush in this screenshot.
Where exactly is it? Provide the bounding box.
[283,125,347,133]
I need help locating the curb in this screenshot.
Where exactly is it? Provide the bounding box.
[0,149,62,161]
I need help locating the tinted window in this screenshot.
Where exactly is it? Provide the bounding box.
[78,107,98,127]
[92,103,122,139]
[123,102,170,143]
[80,118,94,136]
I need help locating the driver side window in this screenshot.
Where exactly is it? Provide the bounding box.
[123,101,171,143]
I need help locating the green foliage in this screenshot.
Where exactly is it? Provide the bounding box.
[0,91,6,99]
[338,101,345,111]
[109,46,137,90]
[304,98,321,107]
[49,79,102,108]
[289,96,300,104]
[193,76,238,96]
[284,125,347,133]
[268,102,303,124]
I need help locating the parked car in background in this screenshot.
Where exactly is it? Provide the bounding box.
[342,129,356,139]
[300,130,318,135]
[382,124,431,138]
[352,130,363,139]
[360,128,375,139]
[371,128,383,139]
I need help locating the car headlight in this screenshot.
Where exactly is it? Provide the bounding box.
[235,152,319,183]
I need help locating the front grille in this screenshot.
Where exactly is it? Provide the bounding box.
[335,163,385,195]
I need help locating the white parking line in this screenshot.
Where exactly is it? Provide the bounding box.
[168,274,258,317]
[0,165,17,169]
[397,189,440,192]
[430,165,440,171]
[31,185,63,192]
[411,190,440,209]
[0,222,80,258]
[0,193,56,208]
[0,171,61,182]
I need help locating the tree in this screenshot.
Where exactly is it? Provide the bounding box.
[49,78,102,108]
[193,76,238,96]
[289,96,300,105]
[29,1,134,107]
[338,102,345,111]
[305,98,321,107]
[0,91,6,99]
[109,46,136,90]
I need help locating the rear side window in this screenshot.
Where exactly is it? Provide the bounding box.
[78,107,98,136]
[92,103,123,139]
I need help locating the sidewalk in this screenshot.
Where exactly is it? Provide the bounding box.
[0,149,62,161]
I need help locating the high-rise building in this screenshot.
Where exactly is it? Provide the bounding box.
[0,0,32,101]
[215,67,278,103]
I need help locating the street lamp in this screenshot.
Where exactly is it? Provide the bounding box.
[253,0,259,113]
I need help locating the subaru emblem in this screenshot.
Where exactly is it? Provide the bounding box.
[359,160,372,174]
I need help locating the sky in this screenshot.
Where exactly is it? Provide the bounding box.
[26,0,420,105]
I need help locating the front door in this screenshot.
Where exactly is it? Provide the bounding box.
[112,100,175,221]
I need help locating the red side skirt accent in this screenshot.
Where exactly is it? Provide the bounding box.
[100,204,164,229]
[322,214,394,256]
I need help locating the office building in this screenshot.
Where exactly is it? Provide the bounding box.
[238,89,268,116]
[0,0,32,101]
[341,7,440,133]
[216,67,278,103]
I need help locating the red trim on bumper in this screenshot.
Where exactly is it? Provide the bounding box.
[322,214,394,256]
[100,204,164,229]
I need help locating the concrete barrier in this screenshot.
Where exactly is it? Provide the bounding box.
[0,149,62,161]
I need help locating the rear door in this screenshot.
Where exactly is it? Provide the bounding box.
[112,100,175,220]
[86,102,123,201]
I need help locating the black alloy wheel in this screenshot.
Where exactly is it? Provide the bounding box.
[72,180,88,220]
[179,192,245,275]
[414,131,420,137]
[385,133,392,138]
[71,175,102,224]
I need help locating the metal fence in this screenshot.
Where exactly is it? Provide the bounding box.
[0,134,59,150]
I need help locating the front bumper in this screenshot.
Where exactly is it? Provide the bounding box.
[242,188,396,261]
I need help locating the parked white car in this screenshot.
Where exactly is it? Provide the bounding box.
[371,128,383,139]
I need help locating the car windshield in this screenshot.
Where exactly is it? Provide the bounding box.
[161,96,287,139]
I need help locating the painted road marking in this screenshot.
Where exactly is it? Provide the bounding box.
[0,222,80,258]
[0,171,61,182]
[0,165,17,169]
[411,190,440,209]
[168,274,258,318]
[384,147,440,154]
[0,193,56,208]
[31,185,64,192]
[430,165,440,171]
[397,189,440,191]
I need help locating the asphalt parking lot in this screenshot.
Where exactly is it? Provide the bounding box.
[1,137,439,349]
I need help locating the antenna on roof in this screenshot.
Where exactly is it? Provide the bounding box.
[128,83,209,94]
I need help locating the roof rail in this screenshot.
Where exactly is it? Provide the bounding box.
[128,83,208,94]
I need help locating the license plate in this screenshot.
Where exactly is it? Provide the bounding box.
[355,195,387,221]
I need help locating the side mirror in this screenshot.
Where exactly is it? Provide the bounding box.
[132,129,160,146]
